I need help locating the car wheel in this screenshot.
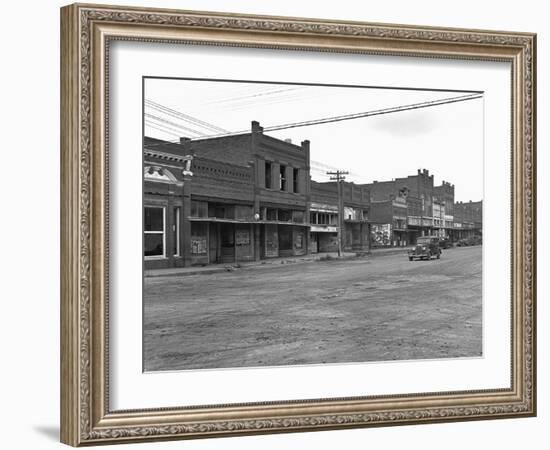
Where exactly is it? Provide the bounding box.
[409,257,413,261]
[436,252,440,259]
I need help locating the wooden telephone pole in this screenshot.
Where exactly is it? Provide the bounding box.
[327,170,349,257]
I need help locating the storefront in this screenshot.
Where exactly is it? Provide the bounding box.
[202,221,255,264]
[261,222,308,258]
[344,221,369,252]
[309,206,339,253]
[310,225,338,253]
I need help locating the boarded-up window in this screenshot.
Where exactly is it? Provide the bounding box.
[191,223,208,255]
[278,226,292,250]
[264,224,278,257]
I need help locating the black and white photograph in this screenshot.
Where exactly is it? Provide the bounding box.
[142,77,484,372]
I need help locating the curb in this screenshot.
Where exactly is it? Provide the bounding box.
[146,254,365,278]
[145,248,434,278]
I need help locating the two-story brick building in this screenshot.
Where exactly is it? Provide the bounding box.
[309,181,370,253]
[144,121,311,269]
[364,169,436,246]
[369,194,408,247]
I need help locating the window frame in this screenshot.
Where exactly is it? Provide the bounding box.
[265,160,272,189]
[144,206,166,260]
[279,164,287,191]
[173,207,180,257]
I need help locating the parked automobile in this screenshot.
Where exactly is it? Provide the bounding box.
[438,237,452,249]
[456,235,483,247]
[408,236,441,261]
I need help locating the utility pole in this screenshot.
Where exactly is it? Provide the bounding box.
[327,170,349,257]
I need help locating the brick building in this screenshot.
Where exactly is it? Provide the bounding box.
[144,122,481,265]
[433,181,455,238]
[453,200,483,240]
[309,181,370,253]
[144,121,311,269]
[369,195,408,247]
[364,169,436,246]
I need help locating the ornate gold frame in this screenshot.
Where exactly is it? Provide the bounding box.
[60,3,536,446]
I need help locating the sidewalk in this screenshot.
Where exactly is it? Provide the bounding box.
[145,246,414,278]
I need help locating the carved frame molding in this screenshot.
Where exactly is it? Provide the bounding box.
[60,3,536,446]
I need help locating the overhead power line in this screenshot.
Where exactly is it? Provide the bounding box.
[188,93,483,141]
[145,121,192,138]
[204,87,303,107]
[145,99,228,134]
[144,113,206,137]
[143,92,483,148]
[145,122,182,139]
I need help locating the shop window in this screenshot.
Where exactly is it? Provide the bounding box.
[224,205,235,219]
[293,168,299,193]
[235,205,253,220]
[191,200,207,218]
[144,207,164,258]
[280,165,287,191]
[266,208,278,221]
[278,209,291,222]
[208,204,223,218]
[208,203,235,219]
[173,207,180,256]
[265,161,272,189]
[292,210,304,223]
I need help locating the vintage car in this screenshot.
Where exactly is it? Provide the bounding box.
[408,236,441,261]
[456,235,483,247]
[438,237,452,249]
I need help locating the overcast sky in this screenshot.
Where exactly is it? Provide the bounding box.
[144,78,484,202]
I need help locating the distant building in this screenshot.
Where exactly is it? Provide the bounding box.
[453,200,483,240]
[433,181,455,238]
[364,169,436,246]
[364,170,484,245]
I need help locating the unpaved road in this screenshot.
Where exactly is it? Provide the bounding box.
[144,246,482,371]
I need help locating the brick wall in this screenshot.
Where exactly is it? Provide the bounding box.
[369,200,393,223]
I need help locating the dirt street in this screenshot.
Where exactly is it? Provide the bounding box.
[144,246,482,371]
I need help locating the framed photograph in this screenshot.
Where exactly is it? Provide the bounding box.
[60,3,536,446]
